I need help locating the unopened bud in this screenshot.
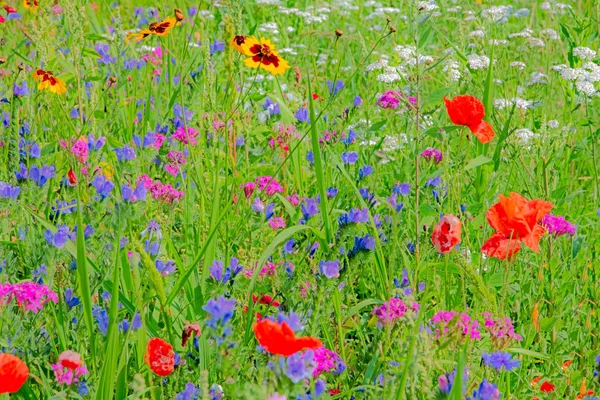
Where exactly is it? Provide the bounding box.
[109,76,117,83]
[0,57,6,64]
[335,29,343,37]
[386,17,392,23]
[294,66,301,84]
[17,62,24,71]
[390,25,397,33]
[174,8,184,22]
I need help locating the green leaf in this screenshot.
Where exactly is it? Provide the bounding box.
[508,347,549,360]
[423,87,451,108]
[369,119,387,132]
[464,155,492,171]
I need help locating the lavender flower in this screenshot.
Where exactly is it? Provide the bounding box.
[319,260,341,279]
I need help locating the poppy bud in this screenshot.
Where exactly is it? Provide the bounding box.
[386,17,392,23]
[109,76,117,83]
[0,57,6,64]
[390,25,397,33]
[17,63,24,71]
[335,29,343,37]
[174,8,184,22]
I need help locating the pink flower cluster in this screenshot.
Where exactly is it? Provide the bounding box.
[243,261,278,279]
[268,217,286,230]
[376,90,417,110]
[431,311,481,340]
[372,298,420,325]
[311,346,344,376]
[138,175,184,203]
[482,312,522,348]
[172,126,199,145]
[255,176,284,197]
[541,213,576,237]
[71,139,88,164]
[0,282,58,313]
[164,151,187,177]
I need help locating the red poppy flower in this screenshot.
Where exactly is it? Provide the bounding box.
[58,350,83,370]
[0,15,4,23]
[144,338,175,376]
[4,6,17,13]
[0,353,29,394]
[481,192,553,260]
[443,95,494,144]
[540,381,555,393]
[254,319,322,356]
[431,214,461,254]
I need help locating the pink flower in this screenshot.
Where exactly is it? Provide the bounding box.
[172,126,199,145]
[51,363,88,386]
[377,90,402,109]
[58,351,83,370]
[312,346,345,376]
[243,261,277,279]
[269,217,286,230]
[286,193,300,206]
[152,134,166,150]
[255,176,283,197]
[431,311,481,340]
[0,282,58,313]
[372,298,419,325]
[70,139,88,164]
[164,164,179,176]
[482,312,522,348]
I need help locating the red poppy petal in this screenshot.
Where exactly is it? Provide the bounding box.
[444,95,485,126]
[481,232,521,260]
[521,224,546,252]
[468,120,495,144]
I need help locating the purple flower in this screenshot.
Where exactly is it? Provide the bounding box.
[209,39,225,54]
[467,379,501,400]
[482,352,520,371]
[306,151,314,164]
[326,187,338,198]
[295,107,310,123]
[300,198,320,224]
[421,148,443,164]
[203,296,236,328]
[319,260,341,279]
[114,146,137,161]
[122,182,147,203]
[377,90,401,109]
[209,259,241,284]
[327,80,344,96]
[251,197,265,213]
[425,176,441,188]
[341,151,359,165]
[349,234,376,256]
[64,288,80,309]
[44,225,74,248]
[29,164,56,187]
[541,213,576,237]
[359,165,373,180]
[95,43,116,64]
[341,129,356,145]
[176,382,199,400]
[0,281,58,313]
[88,134,106,151]
[393,182,411,196]
[92,175,114,199]
[372,298,411,324]
[13,81,29,97]
[262,97,280,115]
[354,96,363,107]
[265,203,275,221]
[279,350,316,383]
[277,311,304,331]
[283,239,295,255]
[0,182,20,199]
[92,305,109,335]
[155,259,176,276]
[387,193,404,212]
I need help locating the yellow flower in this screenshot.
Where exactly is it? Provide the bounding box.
[230,35,255,56]
[126,14,180,42]
[23,0,38,13]
[240,36,290,75]
[32,69,67,95]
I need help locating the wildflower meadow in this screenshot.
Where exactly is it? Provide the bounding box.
[1,0,600,399]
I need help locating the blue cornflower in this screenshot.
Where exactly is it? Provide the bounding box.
[482,352,520,371]
[319,260,341,279]
[341,151,358,165]
[306,151,314,164]
[92,175,115,199]
[95,43,116,64]
[209,39,225,54]
[92,305,109,335]
[359,165,373,180]
[283,238,295,255]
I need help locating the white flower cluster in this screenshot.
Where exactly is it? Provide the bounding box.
[508,28,533,39]
[527,72,548,86]
[494,98,534,110]
[573,47,597,61]
[510,61,526,71]
[442,60,461,82]
[540,2,572,14]
[540,29,560,40]
[470,30,485,38]
[418,0,439,13]
[467,54,490,70]
[528,38,545,48]
[366,7,401,20]
[481,5,513,23]
[552,63,600,96]
[258,22,279,35]
[277,6,328,24]
[395,45,433,66]
[514,128,540,148]
[256,0,281,4]
[547,120,560,129]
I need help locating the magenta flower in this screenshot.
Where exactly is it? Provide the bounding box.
[255,176,284,197]
[372,298,419,325]
[242,182,256,199]
[138,175,183,203]
[431,311,481,340]
[172,126,199,145]
[311,346,345,376]
[0,282,58,313]
[70,139,88,164]
[540,213,576,237]
[482,312,522,349]
[420,148,443,164]
[377,90,402,109]
[268,217,286,230]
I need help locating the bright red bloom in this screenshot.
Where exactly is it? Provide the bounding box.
[254,319,322,356]
[67,169,77,186]
[443,95,494,144]
[0,353,29,394]
[481,192,553,260]
[431,214,461,254]
[144,338,175,376]
[4,6,17,13]
[58,350,83,370]
[540,381,555,393]
[0,15,4,23]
